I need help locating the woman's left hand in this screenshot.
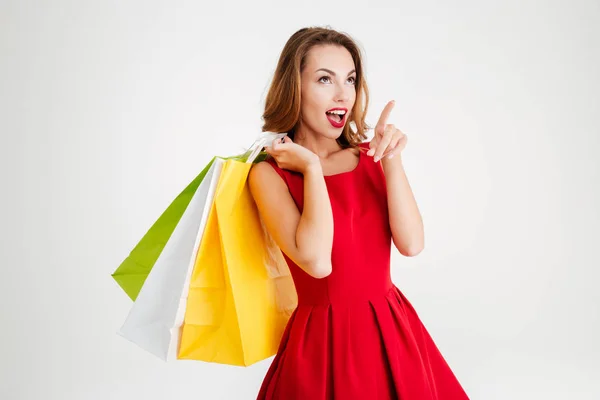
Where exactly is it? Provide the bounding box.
[366,100,408,162]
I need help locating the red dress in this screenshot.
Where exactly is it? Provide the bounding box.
[257,142,470,400]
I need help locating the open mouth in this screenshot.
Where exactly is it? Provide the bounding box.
[325,110,347,124]
[326,112,344,122]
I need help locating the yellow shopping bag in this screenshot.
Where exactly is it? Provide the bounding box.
[177,158,297,366]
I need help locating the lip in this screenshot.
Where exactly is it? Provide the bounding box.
[325,107,348,128]
[326,107,348,113]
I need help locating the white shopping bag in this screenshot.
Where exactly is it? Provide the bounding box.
[118,159,224,360]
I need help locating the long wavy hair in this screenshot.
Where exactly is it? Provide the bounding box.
[261,26,371,148]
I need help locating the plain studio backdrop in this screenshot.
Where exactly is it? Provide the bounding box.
[1,1,599,399]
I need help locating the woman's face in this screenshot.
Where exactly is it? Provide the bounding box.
[298,44,357,140]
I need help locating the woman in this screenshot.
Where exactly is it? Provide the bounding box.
[248,26,469,400]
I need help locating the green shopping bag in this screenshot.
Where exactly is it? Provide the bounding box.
[111,158,216,301]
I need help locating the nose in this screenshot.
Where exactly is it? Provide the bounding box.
[334,82,350,103]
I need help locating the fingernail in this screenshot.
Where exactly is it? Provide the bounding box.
[374,156,380,162]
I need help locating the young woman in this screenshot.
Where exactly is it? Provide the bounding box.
[248,26,469,400]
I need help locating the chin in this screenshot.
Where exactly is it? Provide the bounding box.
[321,128,344,140]
[301,119,345,140]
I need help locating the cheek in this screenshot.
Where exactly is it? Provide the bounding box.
[302,95,325,117]
[349,86,357,100]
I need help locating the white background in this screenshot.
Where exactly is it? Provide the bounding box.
[1,1,599,399]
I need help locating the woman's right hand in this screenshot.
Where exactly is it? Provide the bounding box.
[264,136,321,174]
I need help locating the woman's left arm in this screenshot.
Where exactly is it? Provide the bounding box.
[381,154,424,257]
[367,100,424,257]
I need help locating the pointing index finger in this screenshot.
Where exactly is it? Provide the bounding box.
[375,100,395,132]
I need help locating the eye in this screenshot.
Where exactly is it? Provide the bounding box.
[319,75,357,85]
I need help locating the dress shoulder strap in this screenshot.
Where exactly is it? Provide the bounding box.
[357,141,371,152]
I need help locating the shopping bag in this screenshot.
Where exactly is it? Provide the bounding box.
[111,159,216,301]
[177,154,298,366]
[117,158,224,360]
[116,132,294,362]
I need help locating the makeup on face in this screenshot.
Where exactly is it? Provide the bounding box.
[325,107,347,128]
[300,45,357,135]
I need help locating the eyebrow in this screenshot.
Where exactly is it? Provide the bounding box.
[315,68,356,76]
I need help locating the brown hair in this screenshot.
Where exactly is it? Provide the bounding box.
[261,26,371,148]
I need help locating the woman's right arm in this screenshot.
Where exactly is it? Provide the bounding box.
[248,161,333,279]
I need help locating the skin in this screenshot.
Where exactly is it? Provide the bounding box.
[370,101,425,257]
[248,44,424,279]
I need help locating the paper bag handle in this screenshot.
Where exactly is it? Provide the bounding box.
[245,132,288,164]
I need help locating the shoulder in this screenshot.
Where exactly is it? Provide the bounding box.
[249,159,288,189]
[248,160,299,217]
[250,159,279,180]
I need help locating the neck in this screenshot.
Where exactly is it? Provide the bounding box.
[294,125,342,159]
